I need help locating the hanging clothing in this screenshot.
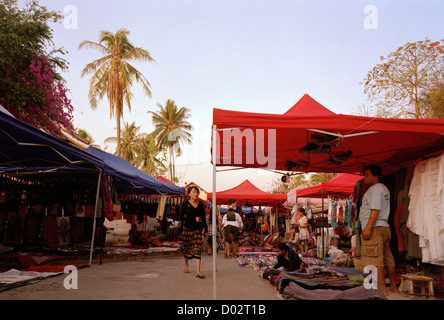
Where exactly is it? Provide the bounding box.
[328,197,356,237]
[407,153,444,266]
[156,196,167,220]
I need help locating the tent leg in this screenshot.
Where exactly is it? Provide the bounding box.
[322,191,327,236]
[212,124,217,300]
[89,171,102,266]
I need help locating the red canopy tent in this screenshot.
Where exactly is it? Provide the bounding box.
[296,173,362,198]
[212,94,444,175]
[208,94,444,299]
[157,176,176,185]
[283,94,337,117]
[207,179,287,207]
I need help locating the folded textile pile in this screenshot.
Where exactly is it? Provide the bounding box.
[279,270,361,289]
[283,281,387,300]
[236,253,277,269]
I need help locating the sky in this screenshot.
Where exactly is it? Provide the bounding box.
[33,0,444,192]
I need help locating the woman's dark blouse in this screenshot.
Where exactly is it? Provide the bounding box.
[180,200,208,232]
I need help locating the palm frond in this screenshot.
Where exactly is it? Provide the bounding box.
[78,40,111,55]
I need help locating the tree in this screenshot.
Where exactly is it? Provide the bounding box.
[419,82,444,118]
[104,122,167,175]
[269,173,309,194]
[0,0,74,137]
[134,134,167,176]
[104,121,142,163]
[362,39,444,119]
[309,173,339,186]
[79,29,154,156]
[269,172,339,194]
[149,99,193,181]
[75,128,100,148]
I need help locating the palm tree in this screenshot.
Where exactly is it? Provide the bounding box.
[134,134,167,176]
[149,99,193,181]
[79,29,154,156]
[75,128,100,148]
[104,121,142,164]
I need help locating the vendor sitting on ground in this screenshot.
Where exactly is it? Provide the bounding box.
[129,224,146,246]
[284,226,299,252]
[242,232,264,247]
[273,242,305,272]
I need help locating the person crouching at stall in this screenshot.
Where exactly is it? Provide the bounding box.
[179,186,208,279]
[129,224,145,246]
[273,242,305,272]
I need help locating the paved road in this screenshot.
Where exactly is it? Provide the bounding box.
[0,252,281,300]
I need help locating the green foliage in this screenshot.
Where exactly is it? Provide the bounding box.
[135,134,167,177]
[419,83,444,119]
[0,0,67,79]
[0,0,73,136]
[104,121,167,176]
[149,99,193,180]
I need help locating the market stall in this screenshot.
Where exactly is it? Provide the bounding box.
[286,185,324,213]
[0,109,105,273]
[0,110,185,279]
[294,173,362,256]
[210,94,444,299]
[82,147,185,254]
[207,179,287,234]
[207,179,286,207]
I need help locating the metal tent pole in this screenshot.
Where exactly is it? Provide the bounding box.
[89,171,102,266]
[212,125,217,300]
[322,190,328,236]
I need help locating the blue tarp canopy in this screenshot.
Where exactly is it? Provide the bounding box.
[84,147,185,195]
[0,109,184,195]
[0,109,104,171]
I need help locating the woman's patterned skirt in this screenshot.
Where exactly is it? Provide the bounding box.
[182,227,203,260]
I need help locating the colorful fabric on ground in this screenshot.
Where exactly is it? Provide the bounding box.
[279,271,360,288]
[236,253,277,268]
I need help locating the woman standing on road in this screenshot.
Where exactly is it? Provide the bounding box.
[179,186,208,279]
